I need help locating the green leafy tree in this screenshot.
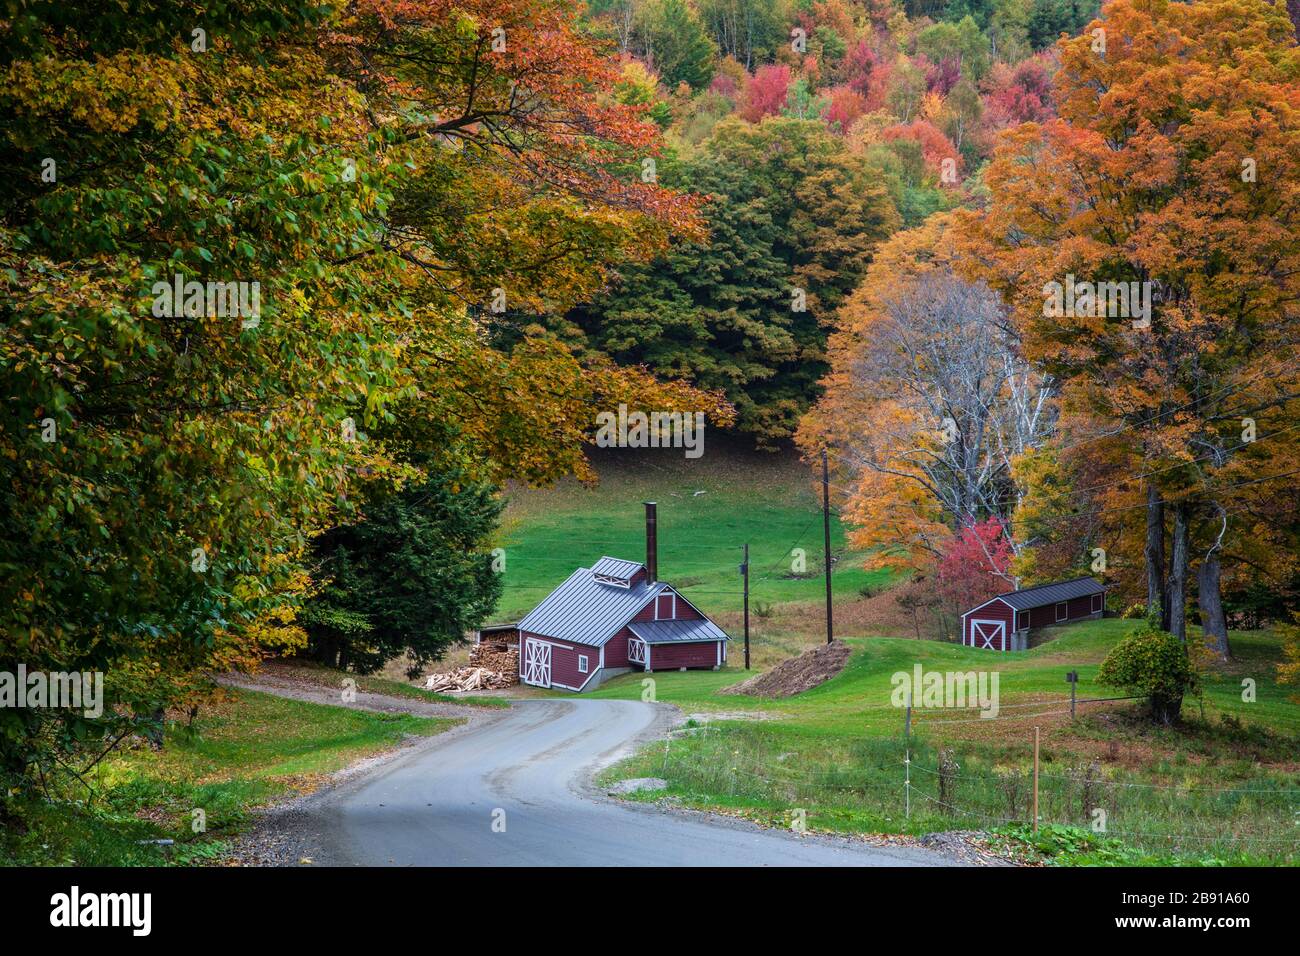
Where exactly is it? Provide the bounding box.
[916,16,991,80]
[570,118,900,442]
[989,0,1035,60]
[304,465,503,676]
[944,0,996,30]
[0,0,403,782]
[696,0,787,69]
[781,76,831,121]
[636,0,718,90]
[0,0,714,788]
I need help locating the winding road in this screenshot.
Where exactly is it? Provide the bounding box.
[296,698,962,867]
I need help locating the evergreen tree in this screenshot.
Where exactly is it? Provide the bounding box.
[304,465,504,676]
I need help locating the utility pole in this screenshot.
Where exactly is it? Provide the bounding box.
[821,448,833,645]
[742,543,750,670]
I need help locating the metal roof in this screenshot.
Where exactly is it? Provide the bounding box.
[628,619,729,645]
[591,556,644,581]
[981,576,1105,612]
[518,562,666,646]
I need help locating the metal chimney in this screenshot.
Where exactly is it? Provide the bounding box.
[643,501,658,584]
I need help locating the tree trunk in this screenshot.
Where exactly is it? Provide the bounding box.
[1198,550,1230,660]
[1144,483,1167,627]
[1166,503,1190,641]
[1150,692,1183,726]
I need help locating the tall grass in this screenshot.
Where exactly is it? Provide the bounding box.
[635,721,1300,863]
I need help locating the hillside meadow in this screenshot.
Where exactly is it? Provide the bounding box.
[591,620,1299,865]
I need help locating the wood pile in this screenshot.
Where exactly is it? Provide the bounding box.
[424,666,514,692]
[469,641,518,675]
[423,642,519,692]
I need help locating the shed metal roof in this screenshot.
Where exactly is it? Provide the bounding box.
[977,576,1105,613]
[628,619,729,645]
[518,562,665,646]
[591,555,644,581]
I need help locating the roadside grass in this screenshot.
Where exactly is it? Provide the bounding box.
[1,689,458,866]
[264,659,509,708]
[496,440,892,624]
[596,619,1300,864]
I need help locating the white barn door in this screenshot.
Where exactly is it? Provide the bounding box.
[628,638,646,666]
[971,619,1006,651]
[523,639,551,687]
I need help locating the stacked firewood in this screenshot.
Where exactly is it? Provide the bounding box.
[469,641,519,677]
[424,666,515,692]
[422,642,519,692]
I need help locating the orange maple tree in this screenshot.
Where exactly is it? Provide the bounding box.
[956,0,1300,650]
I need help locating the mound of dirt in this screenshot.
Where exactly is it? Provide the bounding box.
[719,641,852,698]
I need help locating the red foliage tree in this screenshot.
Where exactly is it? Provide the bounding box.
[842,38,877,94]
[826,85,870,132]
[710,71,739,98]
[925,56,961,96]
[981,56,1056,130]
[936,518,1015,615]
[880,119,962,178]
[741,63,793,121]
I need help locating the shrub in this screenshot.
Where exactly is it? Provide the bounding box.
[1097,622,1198,724]
[1121,602,1147,620]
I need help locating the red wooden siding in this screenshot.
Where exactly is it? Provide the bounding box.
[630,589,703,624]
[1023,594,1099,628]
[647,641,721,670]
[518,579,727,690]
[674,600,703,621]
[604,627,631,667]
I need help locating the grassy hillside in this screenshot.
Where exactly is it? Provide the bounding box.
[596,619,1300,865]
[494,440,891,626]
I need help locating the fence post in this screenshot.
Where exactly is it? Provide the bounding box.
[904,747,910,822]
[1032,725,1040,832]
[904,689,912,822]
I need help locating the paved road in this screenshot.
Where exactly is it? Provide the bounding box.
[306,698,962,866]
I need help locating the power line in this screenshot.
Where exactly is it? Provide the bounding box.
[813,453,1300,531]
[822,419,1298,519]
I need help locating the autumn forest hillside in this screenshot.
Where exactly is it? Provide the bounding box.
[2,0,1299,806]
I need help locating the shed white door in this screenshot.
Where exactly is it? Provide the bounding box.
[971,619,1006,651]
[523,639,551,687]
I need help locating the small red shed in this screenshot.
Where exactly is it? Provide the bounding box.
[961,577,1106,652]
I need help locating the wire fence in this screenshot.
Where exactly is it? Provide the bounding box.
[652,705,1300,861]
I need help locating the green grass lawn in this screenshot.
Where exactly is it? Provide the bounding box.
[1,689,458,866]
[495,440,892,624]
[595,619,1300,865]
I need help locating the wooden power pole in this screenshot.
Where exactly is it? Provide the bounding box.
[742,543,750,670]
[822,448,833,645]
